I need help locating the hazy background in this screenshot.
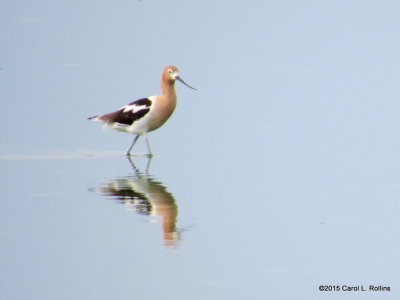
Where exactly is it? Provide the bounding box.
[1,1,399,299]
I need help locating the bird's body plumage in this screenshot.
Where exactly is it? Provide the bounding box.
[88,65,195,156]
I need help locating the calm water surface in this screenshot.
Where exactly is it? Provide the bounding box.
[1,148,399,299]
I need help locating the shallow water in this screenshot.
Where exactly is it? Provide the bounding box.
[1,0,400,299]
[1,148,399,299]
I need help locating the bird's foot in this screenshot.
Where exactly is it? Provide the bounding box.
[125,152,153,158]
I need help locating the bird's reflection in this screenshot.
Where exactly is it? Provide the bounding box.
[95,157,181,248]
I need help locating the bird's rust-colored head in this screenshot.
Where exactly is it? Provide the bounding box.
[162,65,197,90]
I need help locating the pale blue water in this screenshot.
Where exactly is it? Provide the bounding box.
[1,1,400,299]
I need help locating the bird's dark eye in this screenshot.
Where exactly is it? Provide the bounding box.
[168,69,173,74]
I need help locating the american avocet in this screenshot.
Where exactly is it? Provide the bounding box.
[88,65,196,156]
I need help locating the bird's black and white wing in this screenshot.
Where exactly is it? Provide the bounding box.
[90,98,152,126]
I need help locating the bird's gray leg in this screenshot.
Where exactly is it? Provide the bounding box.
[126,155,141,175]
[126,154,152,175]
[125,135,140,156]
[145,135,153,157]
[145,155,152,174]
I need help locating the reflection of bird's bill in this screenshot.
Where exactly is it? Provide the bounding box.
[176,76,197,90]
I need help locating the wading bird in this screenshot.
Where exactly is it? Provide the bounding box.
[88,65,196,156]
